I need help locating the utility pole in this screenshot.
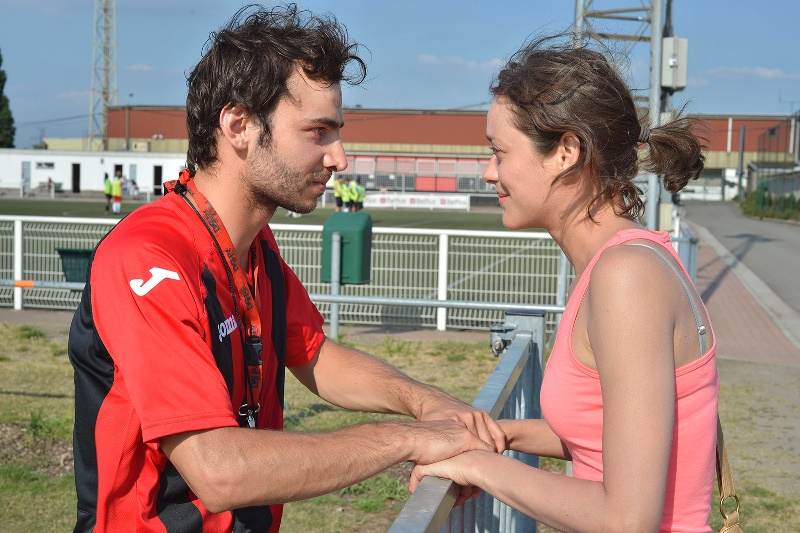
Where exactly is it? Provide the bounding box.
[573,0,668,229]
[737,125,746,203]
[88,0,118,151]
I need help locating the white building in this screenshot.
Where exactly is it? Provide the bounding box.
[0,148,187,198]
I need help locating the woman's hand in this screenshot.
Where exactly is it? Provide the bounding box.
[409,449,494,506]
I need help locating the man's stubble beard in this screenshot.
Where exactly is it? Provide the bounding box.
[243,143,330,215]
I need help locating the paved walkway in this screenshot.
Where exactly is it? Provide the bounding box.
[681,201,800,367]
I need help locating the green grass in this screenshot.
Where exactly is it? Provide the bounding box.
[0,197,510,231]
[1,321,798,532]
[708,482,800,532]
[15,325,47,340]
[276,207,508,232]
[0,322,501,533]
[0,197,142,218]
[0,467,76,531]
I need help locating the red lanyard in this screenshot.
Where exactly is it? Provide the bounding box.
[164,169,263,428]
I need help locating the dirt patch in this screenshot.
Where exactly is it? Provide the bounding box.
[0,423,74,478]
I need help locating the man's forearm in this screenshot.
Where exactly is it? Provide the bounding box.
[290,339,507,452]
[162,418,491,513]
[292,340,435,418]
[163,423,410,511]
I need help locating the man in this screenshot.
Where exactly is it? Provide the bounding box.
[341,176,353,211]
[103,172,111,214]
[354,176,366,212]
[68,5,502,532]
[110,169,123,215]
[333,174,345,211]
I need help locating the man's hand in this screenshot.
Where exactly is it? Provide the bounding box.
[402,419,495,465]
[416,393,506,453]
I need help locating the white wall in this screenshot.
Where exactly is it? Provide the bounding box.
[0,149,187,195]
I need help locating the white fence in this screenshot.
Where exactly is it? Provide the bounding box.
[0,216,573,336]
[0,216,700,338]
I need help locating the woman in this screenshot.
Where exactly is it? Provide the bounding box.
[410,36,717,533]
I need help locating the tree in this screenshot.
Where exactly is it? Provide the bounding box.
[0,47,16,148]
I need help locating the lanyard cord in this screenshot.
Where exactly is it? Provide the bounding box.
[165,170,264,428]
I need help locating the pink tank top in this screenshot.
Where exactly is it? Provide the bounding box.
[540,229,719,532]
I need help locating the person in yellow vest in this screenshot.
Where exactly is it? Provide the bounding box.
[354,177,366,212]
[103,173,112,214]
[333,175,345,212]
[111,170,123,215]
[341,176,353,212]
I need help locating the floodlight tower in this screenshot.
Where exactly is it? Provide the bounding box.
[574,0,681,229]
[88,0,118,151]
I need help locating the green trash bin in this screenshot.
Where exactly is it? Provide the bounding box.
[56,248,93,283]
[321,212,372,284]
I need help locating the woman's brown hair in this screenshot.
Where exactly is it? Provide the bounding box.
[491,35,706,220]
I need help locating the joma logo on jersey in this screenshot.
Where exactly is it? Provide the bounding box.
[218,315,238,342]
[129,267,180,296]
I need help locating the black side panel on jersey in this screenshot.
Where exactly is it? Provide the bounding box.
[232,505,273,533]
[155,462,204,532]
[68,248,113,533]
[260,242,287,405]
[201,265,235,399]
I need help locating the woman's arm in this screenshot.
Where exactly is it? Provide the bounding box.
[498,419,571,460]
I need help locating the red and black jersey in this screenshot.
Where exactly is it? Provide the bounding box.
[68,190,325,532]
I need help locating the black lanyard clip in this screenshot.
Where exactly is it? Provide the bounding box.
[245,336,263,365]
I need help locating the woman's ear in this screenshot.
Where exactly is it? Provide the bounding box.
[558,132,581,170]
[218,103,252,151]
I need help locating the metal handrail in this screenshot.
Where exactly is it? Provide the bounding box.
[389,309,546,533]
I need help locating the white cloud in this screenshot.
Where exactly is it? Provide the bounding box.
[707,67,800,81]
[417,53,440,65]
[416,53,502,71]
[127,64,155,72]
[56,90,90,100]
[687,76,711,87]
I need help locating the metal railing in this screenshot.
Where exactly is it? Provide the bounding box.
[389,309,546,533]
[0,215,699,334]
[671,221,699,282]
[0,216,117,310]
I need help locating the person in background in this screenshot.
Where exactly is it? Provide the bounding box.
[68,5,503,532]
[333,174,345,211]
[410,34,715,533]
[353,176,366,212]
[342,176,353,211]
[110,169,123,215]
[103,172,112,214]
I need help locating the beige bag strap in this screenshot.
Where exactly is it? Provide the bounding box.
[717,416,743,532]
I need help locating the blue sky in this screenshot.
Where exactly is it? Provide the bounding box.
[1,0,798,148]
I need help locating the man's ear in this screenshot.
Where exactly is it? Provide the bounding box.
[557,132,581,170]
[218,103,253,151]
